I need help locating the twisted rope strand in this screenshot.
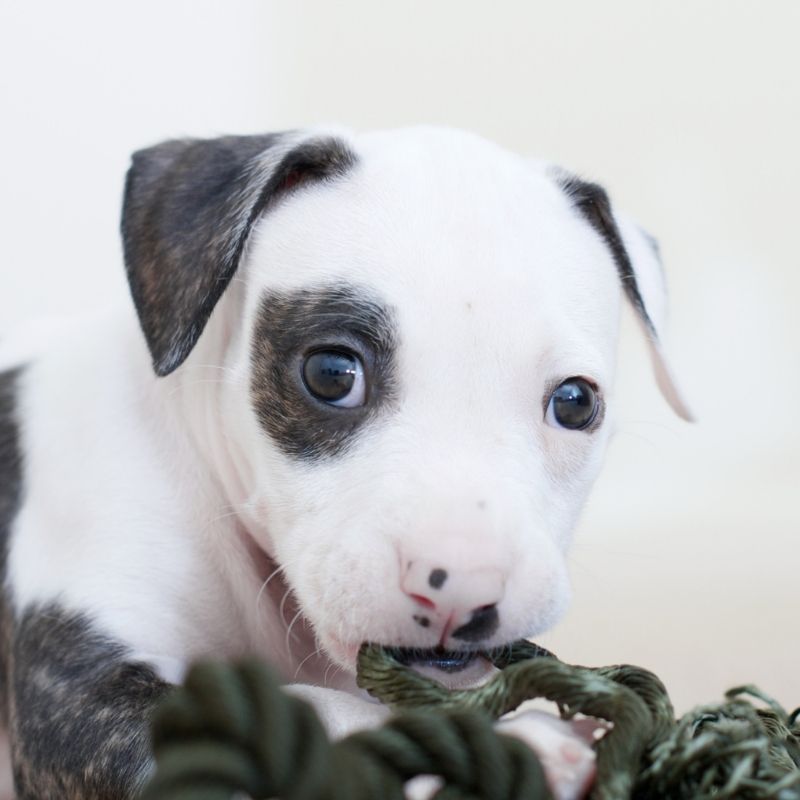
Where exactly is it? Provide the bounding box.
[140,642,800,800]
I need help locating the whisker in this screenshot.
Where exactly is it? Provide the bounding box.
[284,608,304,654]
[203,508,246,528]
[166,377,235,399]
[255,563,287,609]
[323,661,343,688]
[278,587,292,627]
[292,647,323,682]
[196,501,255,539]
[181,363,238,374]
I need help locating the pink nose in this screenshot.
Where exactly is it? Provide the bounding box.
[400,559,506,643]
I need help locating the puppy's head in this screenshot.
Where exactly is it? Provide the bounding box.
[122,127,690,675]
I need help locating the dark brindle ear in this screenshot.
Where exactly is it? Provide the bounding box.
[555,172,694,421]
[121,132,357,376]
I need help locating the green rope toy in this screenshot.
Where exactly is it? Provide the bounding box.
[140,642,800,800]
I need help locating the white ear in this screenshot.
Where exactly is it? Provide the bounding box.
[615,215,695,422]
[551,169,694,422]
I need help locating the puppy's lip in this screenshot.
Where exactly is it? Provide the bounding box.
[324,636,485,677]
[385,645,480,674]
[325,638,500,689]
[384,644,498,688]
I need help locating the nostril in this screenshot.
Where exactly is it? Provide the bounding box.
[408,593,436,610]
[451,603,500,642]
[428,568,448,590]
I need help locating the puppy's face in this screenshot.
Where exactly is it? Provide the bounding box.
[122,127,689,676]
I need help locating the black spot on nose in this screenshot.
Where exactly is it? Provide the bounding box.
[428,568,448,590]
[413,614,431,628]
[451,604,500,643]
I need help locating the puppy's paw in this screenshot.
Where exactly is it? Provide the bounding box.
[495,710,598,800]
[404,710,599,800]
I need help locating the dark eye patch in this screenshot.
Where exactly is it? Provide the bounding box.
[250,283,399,460]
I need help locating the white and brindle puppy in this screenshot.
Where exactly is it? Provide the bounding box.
[0,126,691,798]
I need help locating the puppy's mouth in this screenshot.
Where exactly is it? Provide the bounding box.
[385,646,479,674]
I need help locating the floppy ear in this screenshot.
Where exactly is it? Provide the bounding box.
[121,132,357,376]
[555,174,694,421]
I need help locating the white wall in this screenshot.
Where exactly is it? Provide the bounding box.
[1,1,798,712]
[0,0,275,323]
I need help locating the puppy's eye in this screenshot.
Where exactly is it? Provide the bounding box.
[302,350,366,408]
[546,378,599,430]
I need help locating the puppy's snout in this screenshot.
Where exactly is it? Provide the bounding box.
[401,558,505,643]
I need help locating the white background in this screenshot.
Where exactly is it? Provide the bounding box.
[1,1,798,712]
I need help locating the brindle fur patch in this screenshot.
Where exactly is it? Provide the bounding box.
[8,603,170,800]
[122,133,358,376]
[0,376,169,798]
[0,368,24,722]
[0,368,22,552]
[250,283,399,461]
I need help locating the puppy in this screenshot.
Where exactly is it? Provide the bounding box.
[0,126,690,798]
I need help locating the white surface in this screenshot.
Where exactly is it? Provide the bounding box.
[1,1,798,714]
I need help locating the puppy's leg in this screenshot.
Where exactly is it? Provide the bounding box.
[7,602,170,800]
[283,684,391,739]
[288,685,596,800]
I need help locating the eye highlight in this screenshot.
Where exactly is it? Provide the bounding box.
[546,378,600,431]
[302,350,366,408]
